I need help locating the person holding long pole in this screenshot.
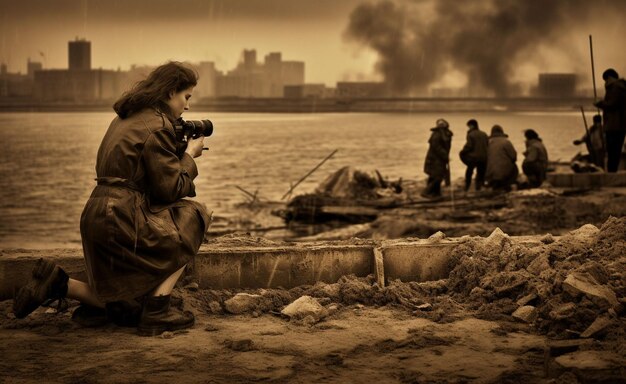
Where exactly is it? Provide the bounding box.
[594,68,626,172]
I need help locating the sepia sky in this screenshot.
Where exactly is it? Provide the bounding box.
[1,0,625,90]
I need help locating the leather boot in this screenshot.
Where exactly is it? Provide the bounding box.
[13,258,69,319]
[72,304,109,327]
[106,300,142,327]
[137,295,194,336]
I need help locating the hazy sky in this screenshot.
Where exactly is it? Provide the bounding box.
[0,0,375,84]
[1,0,625,89]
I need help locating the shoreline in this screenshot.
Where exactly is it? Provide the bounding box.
[0,96,595,113]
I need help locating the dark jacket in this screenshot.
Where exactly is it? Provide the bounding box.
[424,126,453,179]
[486,132,517,182]
[460,127,488,164]
[80,108,211,302]
[596,78,626,133]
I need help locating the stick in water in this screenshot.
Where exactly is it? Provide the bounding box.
[281,149,338,200]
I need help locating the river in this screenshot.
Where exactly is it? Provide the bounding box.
[0,110,587,248]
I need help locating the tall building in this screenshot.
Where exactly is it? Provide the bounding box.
[194,61,218,99]
[33,39,125,101]
[215,50,305,98]
[69,38,91,70]
[27,59,42,78]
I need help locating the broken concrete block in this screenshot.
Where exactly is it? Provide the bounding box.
[562,272,620,308]
[415,303,432,311]
[544,339,594,358]
[527,254,551,276]
[540,233,555,244]
[549,302,577,321]
[490,270,531,296]
[281,295,326,321]
[224,293,263,314]
[580,316,614,338]
[478,227,511,257]
[547,350,625,382]
[512,305,538,323]
[427,231,446,243]
[552,224,599,255]
[516,292,538,307]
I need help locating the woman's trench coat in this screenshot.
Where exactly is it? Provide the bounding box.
[80,108,211,302]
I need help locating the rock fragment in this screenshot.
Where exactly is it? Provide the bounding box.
[562,272,620,308]
[224,293,263,314]
[580,316,614,338]
[512,305,538,323]
[281,295,327,322]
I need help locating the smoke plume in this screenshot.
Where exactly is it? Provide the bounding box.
[344,0,626,97]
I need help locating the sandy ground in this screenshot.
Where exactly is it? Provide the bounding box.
[1,301,548,384]
[1,217,625,384]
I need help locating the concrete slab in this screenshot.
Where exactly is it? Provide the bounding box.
[380,239,459,283]
[195,245,375,289]
[547,171,626,188]
[0,235,550,299]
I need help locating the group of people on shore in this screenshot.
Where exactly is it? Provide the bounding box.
[573,68,626,172]
[422,67,626,198]
[421,118,548,198]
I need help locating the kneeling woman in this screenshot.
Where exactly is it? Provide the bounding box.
[14,62,211,336]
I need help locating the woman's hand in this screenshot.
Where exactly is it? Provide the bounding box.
[185,136,205,158]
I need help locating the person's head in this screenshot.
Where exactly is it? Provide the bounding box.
[593,114,602,124]
[466,119,478,130]
[602,68,619,81]
[113,61,198,119]
[436,118,449,129]
[524,129,540,141]
[490,125,505,137]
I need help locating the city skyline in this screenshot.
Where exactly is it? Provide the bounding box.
[1,0,626,93]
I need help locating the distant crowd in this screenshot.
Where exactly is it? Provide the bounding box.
[421,68,626,199]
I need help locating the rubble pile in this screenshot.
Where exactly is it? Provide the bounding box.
[313,166,402,200]
[447,217,624,340]
[189,217,625,348]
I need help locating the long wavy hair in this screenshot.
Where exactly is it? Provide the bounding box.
[113,61,198,119]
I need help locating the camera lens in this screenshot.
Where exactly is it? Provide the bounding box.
[187,120,213,137]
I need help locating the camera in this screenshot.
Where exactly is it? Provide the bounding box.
[174,118,213,141]
[173,118,213,156]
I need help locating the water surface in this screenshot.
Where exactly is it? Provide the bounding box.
[0,111,585,247]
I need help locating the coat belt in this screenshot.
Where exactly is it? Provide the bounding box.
[95,177,144,193]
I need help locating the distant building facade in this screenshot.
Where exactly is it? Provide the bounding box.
[34,69,125,102]
[215,50,304,98]
[0,60,41,97]
[537,73,577,98]
[284,84,334,98]
[33,39,126,102]
[336,82,388,98]
[2,40,311,102]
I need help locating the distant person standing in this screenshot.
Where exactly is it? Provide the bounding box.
[422,118,453,198]
[459,119,488,192]
[594,68,626,172]
[573,114,605,169]
[522,129,549,188]
[486,125,518,192]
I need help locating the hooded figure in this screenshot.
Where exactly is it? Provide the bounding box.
[594,68,626,172]
[522,129,549,188]
[485,125,518,192]
[422,118,453,198]
[573,114,605,168]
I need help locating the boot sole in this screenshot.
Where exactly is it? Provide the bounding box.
[13,259,67,319]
